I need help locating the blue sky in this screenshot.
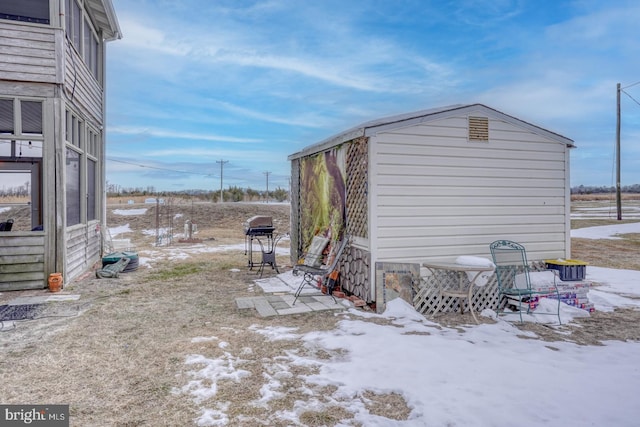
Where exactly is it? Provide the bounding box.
[106,0,640,193]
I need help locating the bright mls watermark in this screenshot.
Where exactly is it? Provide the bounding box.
[0,405,69,426]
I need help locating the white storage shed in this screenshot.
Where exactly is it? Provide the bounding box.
[288,104,575,310]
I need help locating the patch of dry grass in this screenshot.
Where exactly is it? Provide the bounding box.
[572,237,640,270]
[0,250,349,425]
[362,390,411,421]
[571,193,640,202]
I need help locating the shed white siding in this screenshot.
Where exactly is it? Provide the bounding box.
[370,113,570,264]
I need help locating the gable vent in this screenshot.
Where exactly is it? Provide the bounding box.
[468,116,489,141]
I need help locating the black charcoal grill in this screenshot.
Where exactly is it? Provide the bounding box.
[244,216,275,268]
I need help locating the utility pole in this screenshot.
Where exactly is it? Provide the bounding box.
[616,83,622,220]
[263,171,271,203]
[216,159,228,203]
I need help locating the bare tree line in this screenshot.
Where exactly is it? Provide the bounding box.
[571,184,640,194]
[106,183,290,202]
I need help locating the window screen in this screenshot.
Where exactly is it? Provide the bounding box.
[0,99,14,135]
[21,101,43,135]
[87,158,97,221]
[66,148,81,226]
[0,0,50,25]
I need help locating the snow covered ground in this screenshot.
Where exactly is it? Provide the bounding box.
[111,221,640,426]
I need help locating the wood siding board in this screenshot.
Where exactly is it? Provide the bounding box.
[0,254,45,264]
[377,236,565,252]
[0,37,55,51]
[0,22,55,37]
[0,271,45,281]
[382,242,567,257]
[0,281,46,291]
[376,195,565,207]
[376,136,565,155]
[0,23,57,83]
[376,125,469,140]
[374,175,563,188]
[376,185,566,197]
[64,52,103,124]
[0,45,56,59]
[0,69,58,84]
[377,250,565,264]
[0,262,44,274]
[376,169,566,180]
[376,222,565,237]
[376,146,563,163]
[376,221,566,234]
[0,80,55,97]
[377,212,566,225]
[0,74,56,84]
[64,227,100,281]
[0,245,45,256]
[374,214,565,228]
[490,119,568,142]
[378,238,566,258]
[0,235,45,246]
[0,56,57,70]
[376,163,565,177]
[376,205,564,217]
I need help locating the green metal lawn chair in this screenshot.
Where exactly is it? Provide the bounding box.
[490,240,562,324]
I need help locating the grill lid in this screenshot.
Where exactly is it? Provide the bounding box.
[245,216,273,228]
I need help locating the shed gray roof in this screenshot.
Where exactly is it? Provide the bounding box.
[288,103,575,160]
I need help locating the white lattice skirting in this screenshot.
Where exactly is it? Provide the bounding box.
[414,270,500,317]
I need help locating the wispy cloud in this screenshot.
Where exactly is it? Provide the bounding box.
[113,7,454,95]
[108,126,262,144]
[206,100,330,128]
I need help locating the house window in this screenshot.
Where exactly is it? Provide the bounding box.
[66,0,100,80]
[0,98,43,158]
[0,99,14,134]
[66,0,82,50]
[83,18,100,78]
[0,0,50,25]
[87,158,97,221]
[468,116,489,142]
[65,109,102,225]
[66,148,81,226]
[87,127,100,221]
[21,100,43,135]
[0,97,45,231]
[66,110,83,148]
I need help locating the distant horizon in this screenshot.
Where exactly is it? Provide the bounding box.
[98,183,640,195]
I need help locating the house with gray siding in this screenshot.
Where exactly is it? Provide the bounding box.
[0,0,121,290]
[288,104,574,310]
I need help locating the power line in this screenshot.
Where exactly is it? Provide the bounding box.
[622,80,640,90]
[621,89,640,108]
[106,156,287,187]
[107,157,210,176]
